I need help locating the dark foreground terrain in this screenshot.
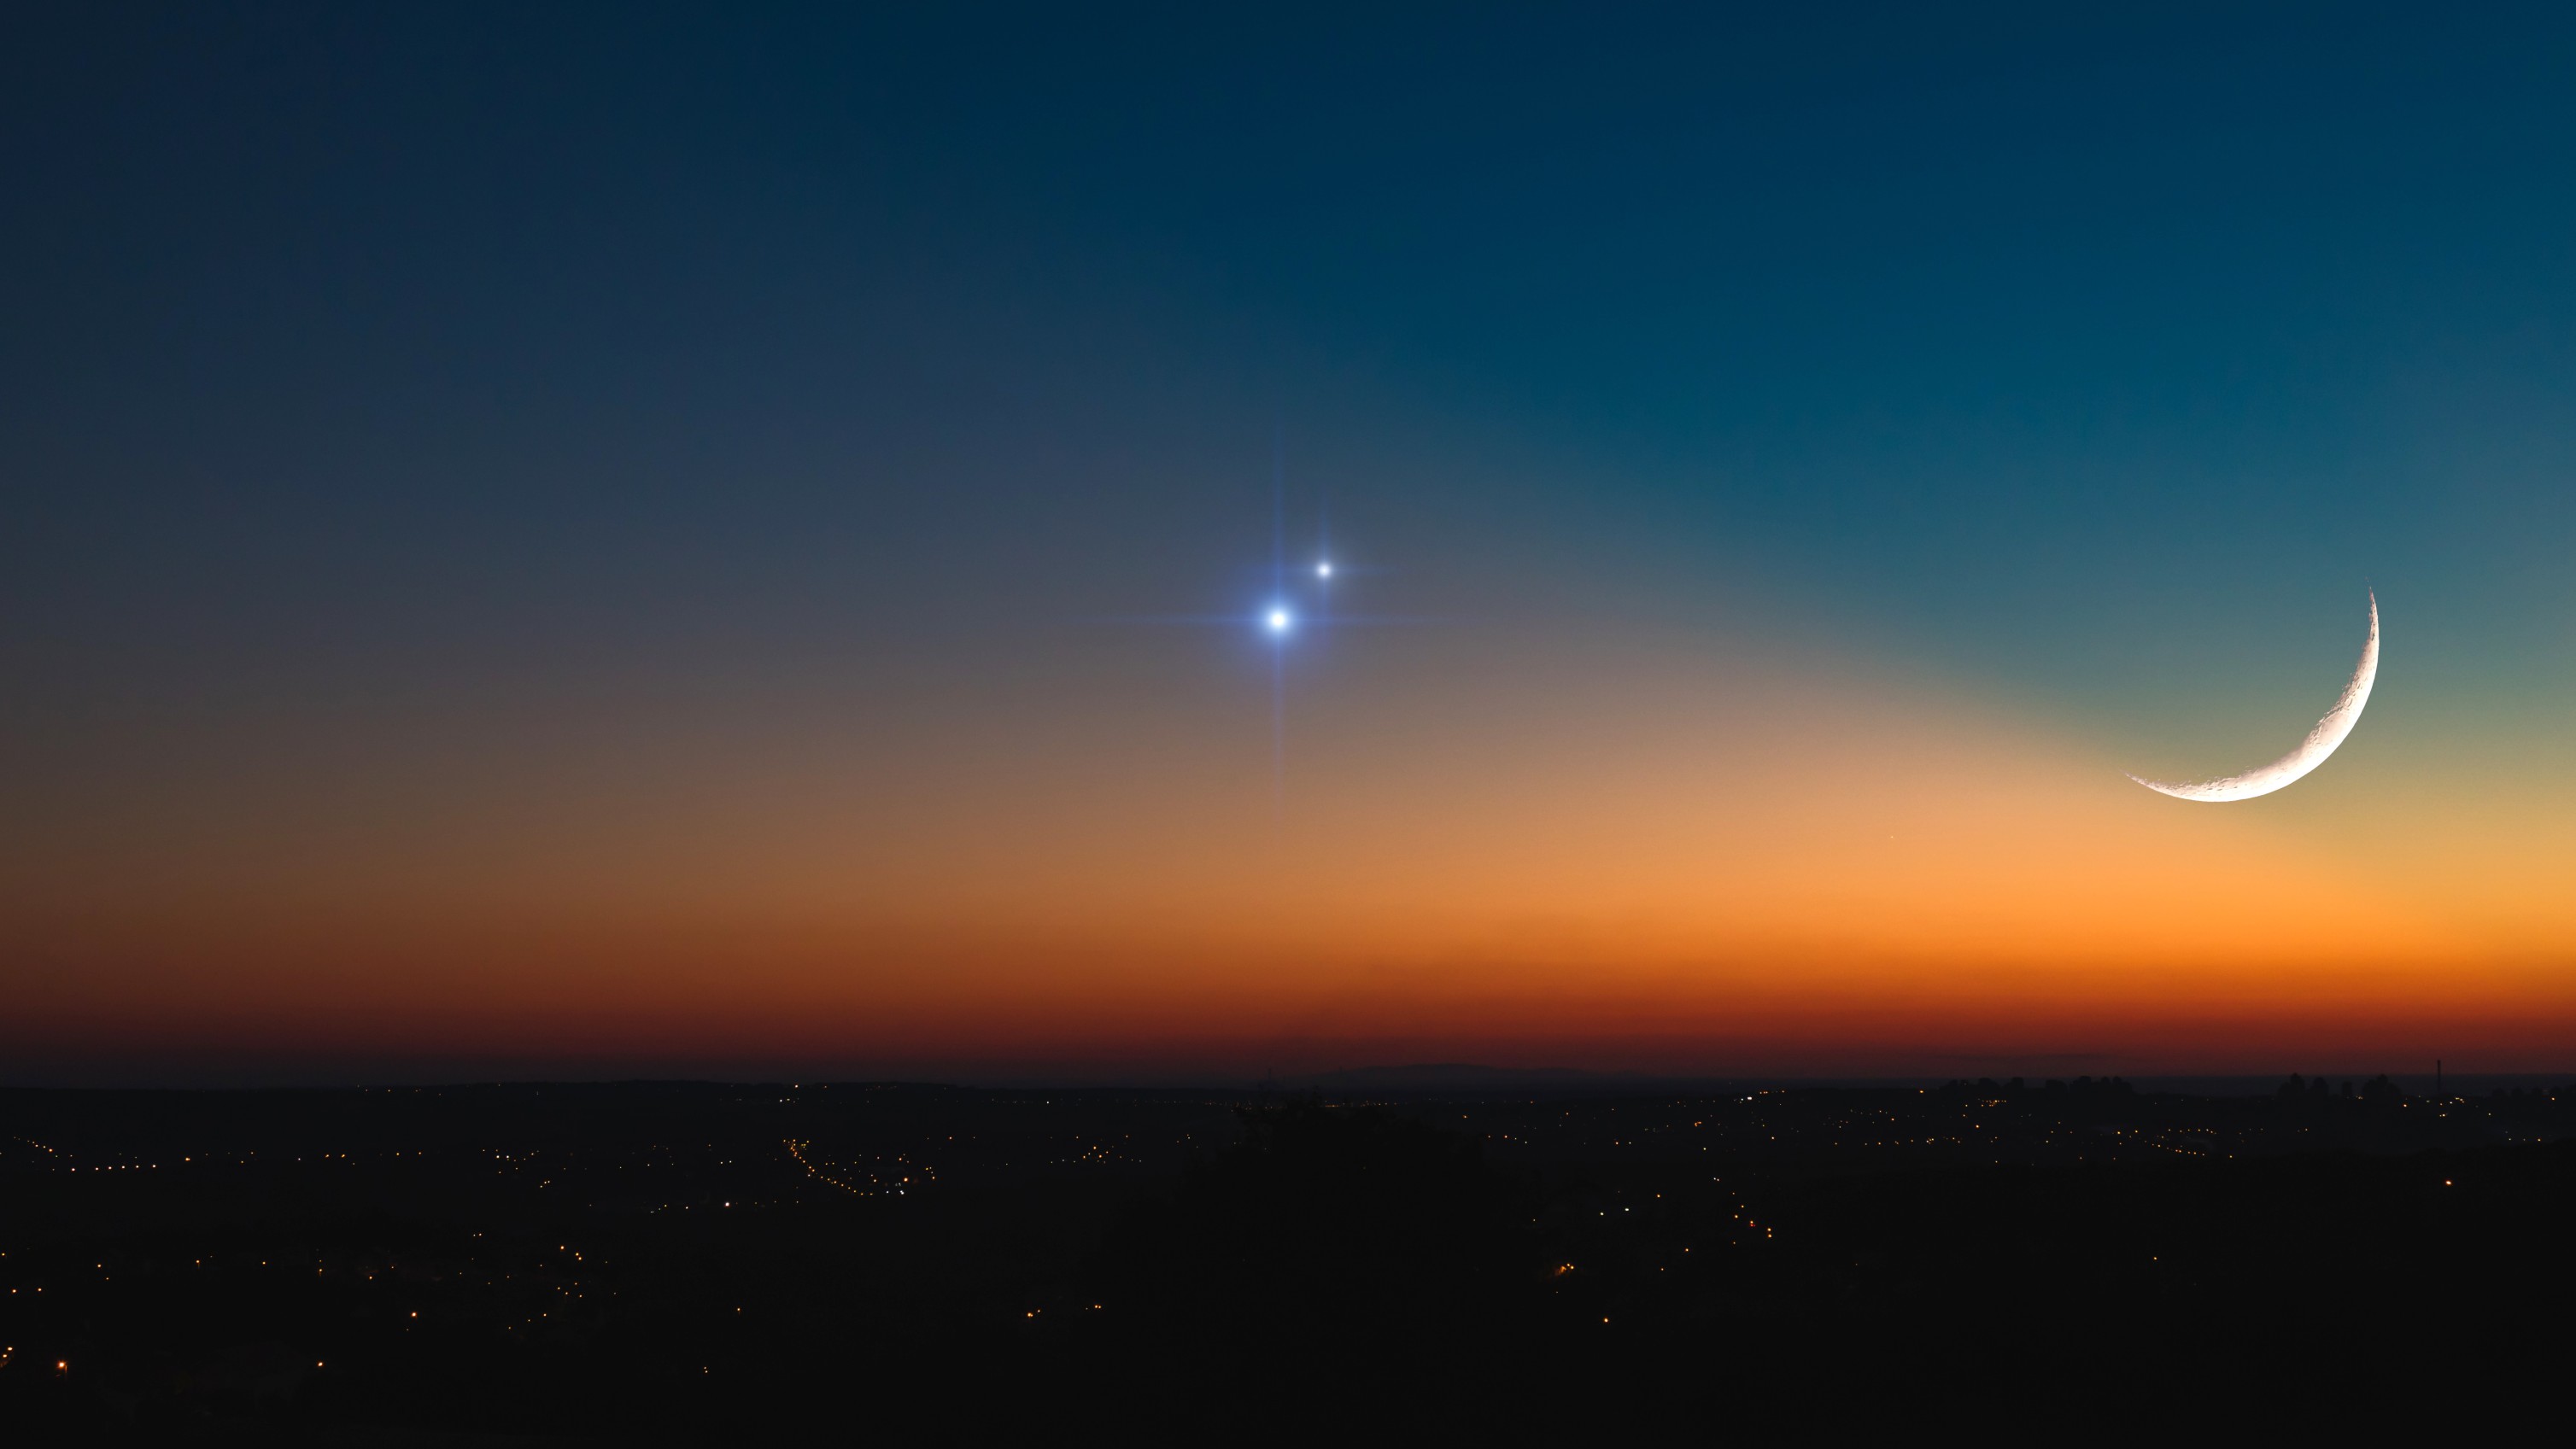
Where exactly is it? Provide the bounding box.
[3,1074,2572,1440]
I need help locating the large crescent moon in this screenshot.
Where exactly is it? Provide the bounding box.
[2128,590,2379,803]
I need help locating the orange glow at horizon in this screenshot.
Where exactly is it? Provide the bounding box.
[9,626,2576,1077]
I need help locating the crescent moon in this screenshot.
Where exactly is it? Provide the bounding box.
[2128,590,2380,803]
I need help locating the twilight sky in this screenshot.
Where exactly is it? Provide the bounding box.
[8,3,2576,1083]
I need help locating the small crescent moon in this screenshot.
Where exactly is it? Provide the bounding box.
[2128,590,2380,803]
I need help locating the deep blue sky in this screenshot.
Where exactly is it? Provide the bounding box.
[7,1,2576,818]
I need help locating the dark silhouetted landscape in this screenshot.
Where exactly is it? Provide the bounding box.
[6,1074,2573,1439]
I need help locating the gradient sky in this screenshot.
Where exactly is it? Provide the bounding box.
[9,3,2576,1083]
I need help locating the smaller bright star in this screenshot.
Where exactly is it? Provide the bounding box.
[1265,605,1293,635]
[1315,560,1333,579]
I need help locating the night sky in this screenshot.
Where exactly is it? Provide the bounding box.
[9,4,2576,1082]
